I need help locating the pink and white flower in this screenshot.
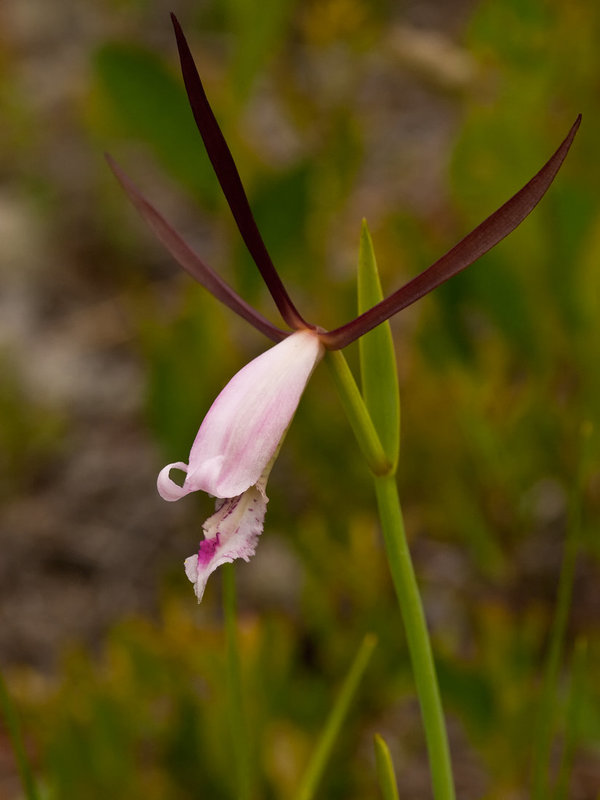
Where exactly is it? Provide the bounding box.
[157,329,324,600]
[109,14,579,600]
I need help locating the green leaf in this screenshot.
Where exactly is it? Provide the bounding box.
[374,734,400,800]
[358,220,400,471]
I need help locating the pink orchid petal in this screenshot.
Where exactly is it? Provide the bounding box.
[184,483,268,602]
[169,329,323,500]
[157,461,191,501]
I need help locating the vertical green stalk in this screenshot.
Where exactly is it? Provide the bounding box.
[223,565,251,800]
[326,349,391,476]
[326,350,455,800]
[374,474,455,800]
[326,224,455,800]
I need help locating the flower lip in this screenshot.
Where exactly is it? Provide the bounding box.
[184,483,268,602]
[197,534,220,566]
[157,328,324,502]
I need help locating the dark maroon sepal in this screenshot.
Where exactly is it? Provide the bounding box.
[107,154,288,342]
[320,115,581,350]
[170,13,311,332]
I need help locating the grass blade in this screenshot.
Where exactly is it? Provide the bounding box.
[223,565,252,800]
[374,733,400,800]
[294,634,377,800]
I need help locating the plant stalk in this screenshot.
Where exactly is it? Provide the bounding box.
[327,349,455,800]
[374,474,455,800]
[223,565,252,800]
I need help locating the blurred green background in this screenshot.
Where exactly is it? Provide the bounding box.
[0,0,598,797]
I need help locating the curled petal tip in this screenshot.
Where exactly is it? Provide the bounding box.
[157,462,191,501]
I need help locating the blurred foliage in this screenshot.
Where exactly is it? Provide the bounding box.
[0,356,65,498]
[93,41,219,204]
[1,0,599,798]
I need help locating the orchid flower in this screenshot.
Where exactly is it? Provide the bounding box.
[108,14,580,601]
[157,329,323,600]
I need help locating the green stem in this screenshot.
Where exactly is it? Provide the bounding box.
[374,474,455,800]
[326,350,392,476]
[223,565,251,800]
[328,349,455,800]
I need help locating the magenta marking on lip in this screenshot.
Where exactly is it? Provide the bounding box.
[198,534,220,565]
